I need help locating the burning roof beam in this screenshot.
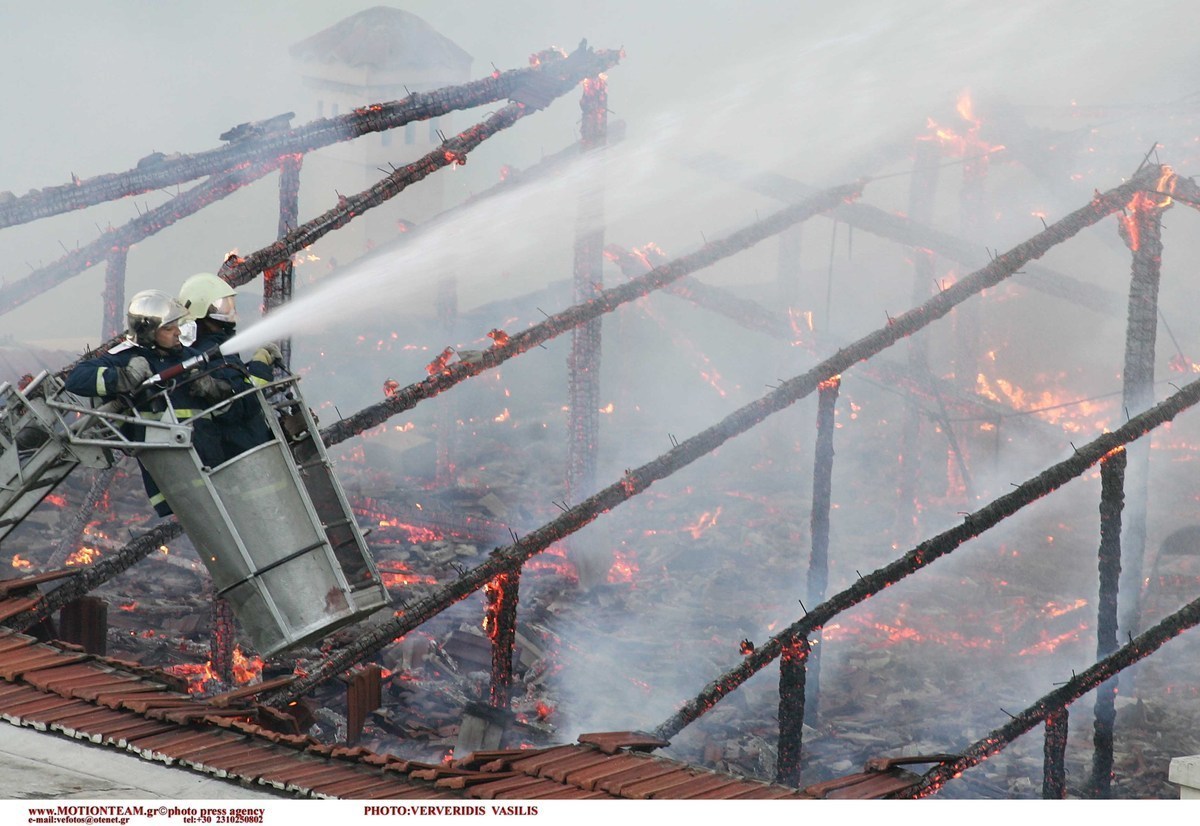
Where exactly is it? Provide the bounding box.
[1088,446,1125,797]
[213,48,623,295]
[895,139,941,541]
[602,243,1063,439]
[56,45,624,368]
[775,638,810,786]
[653,371,1200,742]
[317,182,861,445]
[893,586,1200,798]
[0,159,282,318]
[804,376,839,725]
[0,55,620,229]
[1116,185,1170,641]
[565,73,608,503]
[102,249,127,341]
[266,154,302,368]
[1043,710,1069,799]
[263,171,1150,706]
[46,465,119,568]
[684,152,1128,317]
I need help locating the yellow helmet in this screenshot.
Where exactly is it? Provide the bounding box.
[179,272,238,324]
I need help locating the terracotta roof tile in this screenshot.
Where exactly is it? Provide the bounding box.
[0,624,921,800]
[560,752,654,790]
[578,731,669,754]
[595,760,681,796]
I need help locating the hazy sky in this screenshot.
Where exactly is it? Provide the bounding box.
[2,0,1198,350]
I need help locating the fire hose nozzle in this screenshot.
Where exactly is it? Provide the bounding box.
[141,344,223,387]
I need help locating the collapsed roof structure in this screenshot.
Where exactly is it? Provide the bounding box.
[3,8,1200,802]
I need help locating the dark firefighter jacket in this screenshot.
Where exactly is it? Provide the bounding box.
[190,326,273,459]
[65,340,223,517]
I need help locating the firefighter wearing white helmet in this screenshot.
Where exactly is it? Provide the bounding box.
[65,289,228,516]
[177,272,275,457]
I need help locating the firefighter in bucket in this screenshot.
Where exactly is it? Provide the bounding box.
[65,289,233,516]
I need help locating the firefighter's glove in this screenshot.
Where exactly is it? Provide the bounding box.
[191,374,234,404]
[115,356,153,393]
[252,343,284,366]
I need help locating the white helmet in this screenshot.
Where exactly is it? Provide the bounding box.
[127,290,186,348]
[179,272,238,324]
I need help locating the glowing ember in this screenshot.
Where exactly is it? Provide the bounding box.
[682,507,721,539]
[976,373,1115,433]
[426,347,454,376]
[232,646,263,684]
[65,546,100,566]
[487,328,510,347]
[379,564,438,588]
[606,550,638,584]
[9,554,31,569]
[1017,627,1085,656]
[383,378,400,397]
[166,660,219,693]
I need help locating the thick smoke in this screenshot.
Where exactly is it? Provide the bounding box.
[4,0,1200,797]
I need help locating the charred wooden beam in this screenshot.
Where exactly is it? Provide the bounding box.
[0,160,281,319]
[46,465,119,568]
[895,588,1200,798]
[217,47,621,295]
[317,182,861,446]
[603,242,1060,441]
[1117,189,1169,639]
[1089,447,1125,797]
[1043,709,1069,799]
[54,47,623,371]
[211,592,236,684]
[895,140,941,542]
[775,637,809,787]
[266,154,302,368]
[653,370,1200,742]
[565,74,608,503]
[484,568,520,710]
[954,125,990,394]
[0,55,620,229]
[7,521,185,633]
[102,249,127,341]
[804,376,839,725]
[434,278,458,487]
[683,152,1128,316]
[263,173,1145,707]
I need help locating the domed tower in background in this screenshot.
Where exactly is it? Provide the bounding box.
[290,6,473,264]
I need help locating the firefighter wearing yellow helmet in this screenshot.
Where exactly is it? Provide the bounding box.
[177,273,277,457]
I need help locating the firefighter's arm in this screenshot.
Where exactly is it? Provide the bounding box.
[248,343,283,387]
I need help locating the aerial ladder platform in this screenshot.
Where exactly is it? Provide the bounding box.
[0,366,390,658]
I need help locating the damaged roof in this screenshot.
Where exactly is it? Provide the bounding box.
[289,6,472,73]
[0,618,922,800]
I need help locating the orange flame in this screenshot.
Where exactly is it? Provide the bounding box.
[607,550,638,584]
[65,546,100,567]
